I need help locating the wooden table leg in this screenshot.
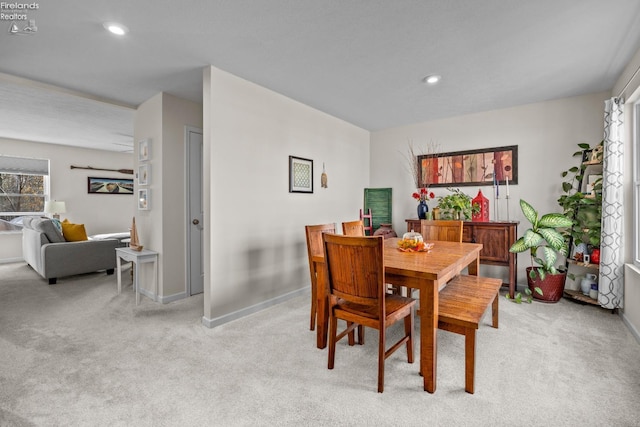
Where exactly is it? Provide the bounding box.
[467,255,479,276]
[421,279,437,393]
[116,254,122,294]
[315,261,328,349]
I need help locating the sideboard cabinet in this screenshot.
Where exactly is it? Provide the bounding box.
[406,219,518,298]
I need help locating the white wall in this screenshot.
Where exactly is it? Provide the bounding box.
[0,138,134,261]
[203,66,370,326]
[370,92,609,285]
[134,93,203,301]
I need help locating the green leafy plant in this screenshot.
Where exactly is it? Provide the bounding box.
[436,188,480,220]
[507,286,542,304]
[557,141,603,248]
[509,199,573,281]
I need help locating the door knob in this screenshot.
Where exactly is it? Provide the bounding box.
[192,219,199,225]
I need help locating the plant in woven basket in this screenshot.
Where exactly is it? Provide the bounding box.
[508,199,573,303]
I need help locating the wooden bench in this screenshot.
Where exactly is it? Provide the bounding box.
[438,274,502,394]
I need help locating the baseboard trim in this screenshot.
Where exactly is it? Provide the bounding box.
[201,287,309,328]
[0,258,24,264]
[137,288,187,304]
[621,311,640,344]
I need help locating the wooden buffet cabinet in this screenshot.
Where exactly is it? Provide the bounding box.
[406,219,519,298]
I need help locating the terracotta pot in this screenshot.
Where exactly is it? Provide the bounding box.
[373,223,397,239]
[526,267,566,303]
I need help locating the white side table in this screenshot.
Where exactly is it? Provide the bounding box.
[116,247,159,305]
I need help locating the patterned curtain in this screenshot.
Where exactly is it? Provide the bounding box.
[598,98,624,309]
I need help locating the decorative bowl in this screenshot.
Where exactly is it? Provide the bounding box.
[397,239,434,252]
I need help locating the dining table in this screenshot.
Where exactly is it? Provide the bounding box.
[312,236,483,393]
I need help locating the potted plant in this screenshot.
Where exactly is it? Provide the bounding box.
[509,199,573,303]
[557,142,602,253]
[436,188,480,220]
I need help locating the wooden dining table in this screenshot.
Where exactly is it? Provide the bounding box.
[313,237,483,393]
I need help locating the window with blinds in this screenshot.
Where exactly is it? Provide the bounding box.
[0,155,49,229]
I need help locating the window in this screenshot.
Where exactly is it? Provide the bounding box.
[0,155,49,231]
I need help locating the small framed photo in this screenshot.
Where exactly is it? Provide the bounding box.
[138,188,150,210]
[138,138,151,162]
[289,156,313,193]
[138,164,150,186]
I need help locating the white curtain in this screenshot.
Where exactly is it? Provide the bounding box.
[598,98,624,309]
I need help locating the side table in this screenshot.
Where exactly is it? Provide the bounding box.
[116,247,159,305]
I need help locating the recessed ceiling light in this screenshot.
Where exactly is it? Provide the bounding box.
[423,75,441,85]
[103,22,128,36]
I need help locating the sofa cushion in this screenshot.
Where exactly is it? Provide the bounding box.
[61,219,88,242]
[31,218,65,243]
[51,218,62,234]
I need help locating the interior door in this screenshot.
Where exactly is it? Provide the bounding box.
[186,127,204,295]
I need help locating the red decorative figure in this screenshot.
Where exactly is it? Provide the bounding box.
[472,189,490,222]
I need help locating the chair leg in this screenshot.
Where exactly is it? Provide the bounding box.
[464,328,476,394]
[404,310,414,364]
[328,315,338,370]
[310,280,317,331]
[357,325,365,345]
[347,321,356,346]
[378,328,385,393]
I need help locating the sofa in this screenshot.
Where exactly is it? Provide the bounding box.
[22,217,121,284]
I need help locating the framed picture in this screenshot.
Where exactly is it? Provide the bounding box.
[138,138,151,162]
[138,164,150,186]
[87,177,134,194]
[417,145,518,188]
[289,156,313,193]
[138,189,150,210]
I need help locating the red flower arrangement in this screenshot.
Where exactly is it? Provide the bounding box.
[412,188,435,203]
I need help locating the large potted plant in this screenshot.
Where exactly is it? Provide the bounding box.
[509,199,573,303]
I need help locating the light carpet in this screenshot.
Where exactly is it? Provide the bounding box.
[1,261,639,427]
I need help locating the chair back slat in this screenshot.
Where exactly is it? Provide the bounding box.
[323,234,384,305]
[342,220,365,237]
[306,223,336,260]
[420,220,463,243]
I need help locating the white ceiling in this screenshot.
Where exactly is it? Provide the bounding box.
[1,1,640,152]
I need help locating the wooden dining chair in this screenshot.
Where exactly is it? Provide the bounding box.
[342,220,365,236]
[420,220,463,243]
[404,219,465,298]
[323,233,416,393]
[305,223,336,331]
[343,220,400,296]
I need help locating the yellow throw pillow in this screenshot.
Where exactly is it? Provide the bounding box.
[61,219,88,242]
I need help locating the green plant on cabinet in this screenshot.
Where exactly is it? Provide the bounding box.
[436,188,480,220]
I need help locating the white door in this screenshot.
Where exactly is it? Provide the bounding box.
[186,127,204,295]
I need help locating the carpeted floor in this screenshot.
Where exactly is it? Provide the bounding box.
[1,261,639,426]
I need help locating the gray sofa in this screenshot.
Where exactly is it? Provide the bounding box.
[22,217,120,284]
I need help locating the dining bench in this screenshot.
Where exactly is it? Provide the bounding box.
[438,274,502,394]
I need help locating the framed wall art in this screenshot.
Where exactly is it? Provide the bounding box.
[138,188,150,210]
[289,156,313,193]
[416,145,518,188]
[87,177,134,194]
[138,164,150,186]
[138,138,151,162]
